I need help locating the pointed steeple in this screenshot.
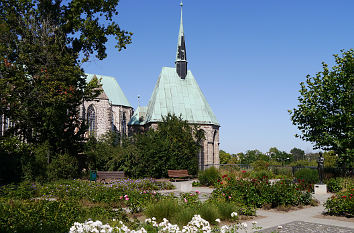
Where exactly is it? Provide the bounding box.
[175,1,187,79]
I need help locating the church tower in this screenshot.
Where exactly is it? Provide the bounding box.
[175,1,187,79]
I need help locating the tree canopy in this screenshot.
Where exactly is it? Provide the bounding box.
[119,114,205,178]
[0,0,132,182]
[289,49,354,167]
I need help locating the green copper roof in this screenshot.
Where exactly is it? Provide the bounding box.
[85,74,132,107]
[143,67,219,126]
[128,106,148,126]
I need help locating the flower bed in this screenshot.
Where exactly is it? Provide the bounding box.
[69,214,260,233]
[210,175,313,209]
[0,179,173,232]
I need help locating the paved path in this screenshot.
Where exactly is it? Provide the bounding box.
[160,181,353,233]
[241,193,354,233]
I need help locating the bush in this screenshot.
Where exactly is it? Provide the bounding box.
[325,191,354,217]
[0,199,128,233]
[215,202,239,221]
[47,154,79,181]
[198,167,220,186]
[251,160,269,171]
[294,168,319,184]
[171,207,197,227]
[250,170,273,180]
[271,167,292,178]
[327,178,343,193]
[211,176,313,209]
[144,199,179,222]
[0,199,82,233]
[199,203,220,225]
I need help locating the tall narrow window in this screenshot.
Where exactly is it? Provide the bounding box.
[0,115,3,136]
[87,105,96,137]
[122,112,126,136]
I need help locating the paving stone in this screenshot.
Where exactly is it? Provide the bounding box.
[261,221,354,233]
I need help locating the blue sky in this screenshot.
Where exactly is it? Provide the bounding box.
[82,0,354,154]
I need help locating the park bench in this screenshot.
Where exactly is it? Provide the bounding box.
[96,171,125,182]
[168,170,192,181]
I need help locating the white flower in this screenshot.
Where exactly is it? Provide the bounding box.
[241,222,248,228]
[220,225,229,233]
[252,220,257,224]
[144,218,151,223]
[278,225,283,229]
[231,212,238,217]
[215,218,221,223]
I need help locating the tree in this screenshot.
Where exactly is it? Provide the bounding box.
[219,150,232,164]
[0,1,131,153]
[0,0,132,181]
[268,147,293,165]
[119,114,204,178]
[290,147,305,161]
[240,149,267,164]
[289,50,354,167]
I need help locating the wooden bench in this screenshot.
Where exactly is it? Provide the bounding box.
[96,171,125,182]
[168,170,192,181]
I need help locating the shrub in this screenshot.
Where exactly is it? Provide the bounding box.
[294,168,319,184]
[47,154,79,180]
[324,191,354,217]
[144,199,179,222]
[327,178,343,193]
[171,207,197,227]
[271,167,292,178]
[215,202,239,221]
[211,176,313,209]
[250,170,273,180]
[0,199,83,233]
[251,160,269,171]
[198,167,220,186]
[199,203,220,225]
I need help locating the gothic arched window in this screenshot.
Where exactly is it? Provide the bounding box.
[87,105,96,137]
[122,112,126,135]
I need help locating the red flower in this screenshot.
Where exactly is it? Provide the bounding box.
[342,196,346,198]
[220,182,223,184]
[242,170,246,173]
[228,178,230,181]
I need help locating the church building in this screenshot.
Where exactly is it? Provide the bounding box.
[81,74,133,139]
[128,2,220,170]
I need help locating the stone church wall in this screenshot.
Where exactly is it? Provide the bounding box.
[199,125,220,170]
[111,105,133,137]
[83,99,111,138]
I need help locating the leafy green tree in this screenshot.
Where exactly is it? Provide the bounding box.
[240,150,268,164]
[0,1,131,165]
[268,147,293,165]
[219,150,232,164]
[289,50,354,167]
[119,114,205,178]
[290,147,305,161]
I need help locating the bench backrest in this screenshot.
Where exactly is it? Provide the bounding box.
[168,170,190,178]
[97,171,125,179]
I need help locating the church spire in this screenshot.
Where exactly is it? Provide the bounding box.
[175,0,187,79]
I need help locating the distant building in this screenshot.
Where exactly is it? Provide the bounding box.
[128,2,220,170]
